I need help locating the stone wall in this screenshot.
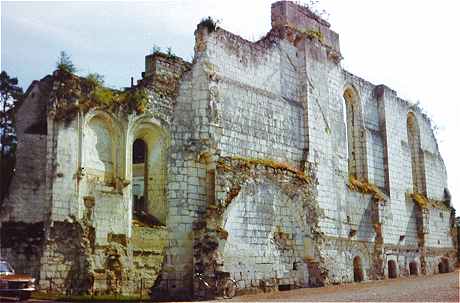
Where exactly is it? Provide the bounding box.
[2,78,51,223]
[1,0,457,299]
[215,157,319,291]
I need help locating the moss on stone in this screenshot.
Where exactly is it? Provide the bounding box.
[347,176,385,202]
[411,192,430,209]
[218,156,310,183]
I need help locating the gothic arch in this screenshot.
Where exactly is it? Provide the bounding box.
[343,84,368,180]
[407,112,426,194]
[82,110,123,182]
[128,116,170,224]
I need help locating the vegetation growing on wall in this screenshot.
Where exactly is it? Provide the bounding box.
[347,176,386,203]
[409,192,450,211]
[197,16,219,33]
[304,29,325,43]
[217,156,311,183]
[411,192,429,209]
[51,69,149,122]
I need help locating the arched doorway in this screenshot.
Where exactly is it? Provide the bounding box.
[132,138,147,217]
[438,259,449,273]
[409,261,418,276]
[353,256,363,282]
[388,260,397,279]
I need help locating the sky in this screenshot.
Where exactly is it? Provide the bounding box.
[1,0,459,212]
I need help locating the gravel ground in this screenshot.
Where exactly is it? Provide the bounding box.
[2,271,457,302]
[229,270,459,302]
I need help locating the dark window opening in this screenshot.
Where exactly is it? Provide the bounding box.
[132,138,147,218]
[133,139,147,164]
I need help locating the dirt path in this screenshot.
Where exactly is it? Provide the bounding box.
[229,271,459,302]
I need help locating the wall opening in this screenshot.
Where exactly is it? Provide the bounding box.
[407,112,426,194]
[353,256,363,282]
[278,285,292,291]
[132,138,147,218]
[130,122,169,225]
[343,87,367,180]
[409,261,418,276]
[388,260,397,279]
[438,259,449,274]
[83,114,116,183]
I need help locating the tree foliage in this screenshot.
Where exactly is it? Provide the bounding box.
[0,71,22,156]
[0,70,23,203]
[56,51,77,73]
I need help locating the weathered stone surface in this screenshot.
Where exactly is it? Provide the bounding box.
[1,0,457,299]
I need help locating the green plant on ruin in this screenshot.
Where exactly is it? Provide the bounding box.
[304,29,325,43]
[52,71,149,121]
[56,51,77,74]
[198,16,220,33]
[151,44,161,54]
[166,47,178,60]
[122,88,149,113]
[86,73,105,87]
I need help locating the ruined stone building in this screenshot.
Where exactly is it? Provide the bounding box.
[1,1,457,297]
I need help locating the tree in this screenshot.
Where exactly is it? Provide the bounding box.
[56,50,76,73]
[0,71,23,203]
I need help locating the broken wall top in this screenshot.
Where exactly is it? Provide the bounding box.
[271,1,340,53]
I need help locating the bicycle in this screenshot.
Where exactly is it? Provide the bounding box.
[193,271,238,299]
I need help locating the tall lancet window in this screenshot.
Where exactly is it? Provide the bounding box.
[407,112,426,194]
[343,87,368,180]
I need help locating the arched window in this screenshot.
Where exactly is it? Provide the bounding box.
[84,115,115,182]
[343,87,368,180]
[130,122,169,226]
[407,112,426,194]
